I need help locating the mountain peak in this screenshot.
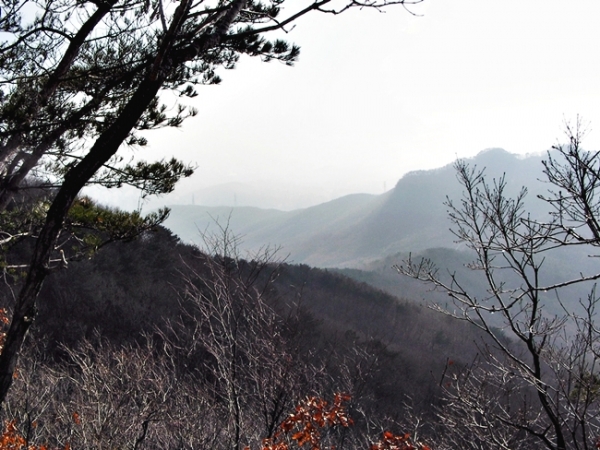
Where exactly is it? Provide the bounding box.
[471,147,516,165]
[475,147,511,157]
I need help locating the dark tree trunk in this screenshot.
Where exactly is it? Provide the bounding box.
[0,0,246,405]
[0,75,164,404]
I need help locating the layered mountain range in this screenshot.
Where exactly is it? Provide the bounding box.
[162,148,549,268]
[161,146,600,328]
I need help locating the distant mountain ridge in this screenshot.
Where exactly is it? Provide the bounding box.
[162,148,549,267]
[172,181,339,211]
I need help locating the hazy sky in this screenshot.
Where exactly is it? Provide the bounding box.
[89,0,600,210]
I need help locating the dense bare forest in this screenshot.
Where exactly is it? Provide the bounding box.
[0,219,484,448]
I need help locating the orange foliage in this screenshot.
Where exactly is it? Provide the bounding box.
[70,413,80,426]
[0,421,30,450]
[248,394,430,450]
[258,393,353,450]
[0,420,69,450]
[370,431,430,450]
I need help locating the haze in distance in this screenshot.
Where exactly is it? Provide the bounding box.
[85,1,600,212]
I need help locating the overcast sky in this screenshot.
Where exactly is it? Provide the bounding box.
[88,0,600,211]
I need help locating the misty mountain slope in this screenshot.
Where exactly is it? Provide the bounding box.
[245,193,387,263]
[164,193,382,258]
[337,242,600,325]
[348,148,550,258]
[161,205,287,247]
[163,148,553,267]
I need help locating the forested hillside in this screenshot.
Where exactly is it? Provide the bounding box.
[0,223,485,448]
